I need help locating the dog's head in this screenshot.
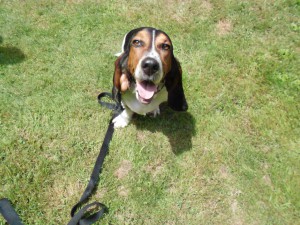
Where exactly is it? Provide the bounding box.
[113,27,188,111]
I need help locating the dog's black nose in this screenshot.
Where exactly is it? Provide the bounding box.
[141,57,159,75]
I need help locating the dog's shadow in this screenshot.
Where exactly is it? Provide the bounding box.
[133,104,196,155]
[0,36,26,65]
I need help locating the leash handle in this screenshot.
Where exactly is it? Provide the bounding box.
[0,198,24,225]
[68,202,107,225]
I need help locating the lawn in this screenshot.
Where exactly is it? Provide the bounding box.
[0,0,299,224]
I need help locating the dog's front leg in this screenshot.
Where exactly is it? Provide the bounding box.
[112,106,133,128]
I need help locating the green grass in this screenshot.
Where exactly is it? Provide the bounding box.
[1,0,299,224]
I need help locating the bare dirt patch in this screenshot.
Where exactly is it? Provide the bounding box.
[217,19,233,35]
[145,159,164,177]
[219,165,230,179]
[201,0,213,12]
[230,188,244,225]
[262,174,273,188]
[136,132,147,142]
[231,199,244,225]
[66,0,83,4]
[114,160,132,180]
[118,185,130,197]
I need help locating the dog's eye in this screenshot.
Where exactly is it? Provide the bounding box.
[132,39,143,47]
[161,43,171,51]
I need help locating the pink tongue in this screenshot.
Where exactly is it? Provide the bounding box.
[136,82,157,100]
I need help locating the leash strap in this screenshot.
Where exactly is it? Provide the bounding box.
[68,118,114,225]
[0,198,23,225]
[98,92,123,113]
[1,92,122,225]
[68,92,122,224]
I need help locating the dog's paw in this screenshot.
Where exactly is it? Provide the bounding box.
[147,108,160,118]
[112,114,130,128]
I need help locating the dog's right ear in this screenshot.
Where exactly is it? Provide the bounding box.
[112,53,130,102]
[113,54,123,92]
[112,54,124,102]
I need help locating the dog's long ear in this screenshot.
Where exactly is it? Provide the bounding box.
[113,55,122,91]
[165,57,188,111]
[112,54,127,103]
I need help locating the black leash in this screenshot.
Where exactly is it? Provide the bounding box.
[0,199,23,225]
[0,92,122,225]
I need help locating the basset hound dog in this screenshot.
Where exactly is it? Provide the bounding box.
[112,27,188,128]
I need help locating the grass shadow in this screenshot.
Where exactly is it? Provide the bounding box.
[134,104,196,155]
[0,36,26,65]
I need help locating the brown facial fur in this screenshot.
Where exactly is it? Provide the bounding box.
[155,32,172,76]
[127,29,173,77]
[127,29,151,76]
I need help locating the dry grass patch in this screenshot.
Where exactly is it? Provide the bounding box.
[145,159,164,178]
[117,185,130,197]
[201,0,213,11]
[114,160,132,180]
[217,19,233,35]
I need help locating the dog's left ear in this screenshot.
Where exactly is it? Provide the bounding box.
[165,57,188,111]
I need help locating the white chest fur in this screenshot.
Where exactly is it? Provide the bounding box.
[122,87,168,115]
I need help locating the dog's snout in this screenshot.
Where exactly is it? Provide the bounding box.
[141,57,159,75]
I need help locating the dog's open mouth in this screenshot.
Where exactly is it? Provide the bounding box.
[136,81,157,104]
